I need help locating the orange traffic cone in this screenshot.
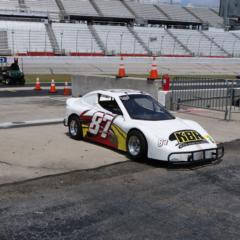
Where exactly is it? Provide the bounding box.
[63,81,71,96]
[34,77,41,91]
[148,56,159,80]
[49,79,57,93]
[116,56,127,78]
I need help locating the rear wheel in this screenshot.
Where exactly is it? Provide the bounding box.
[68,115,83,140]
[127,130,147,161]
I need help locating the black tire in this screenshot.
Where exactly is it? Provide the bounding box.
[68,115,83,140]
[127,130,147,161]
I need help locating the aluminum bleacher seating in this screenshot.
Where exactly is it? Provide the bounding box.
[52,23,101,54]
[0,21,52,55]
[24,0,59,13]
[127,1,168,21]
[134,26,187,55]
[94,0,134,18]
[157,3,198,23]
[94,25,146,54]
[0,0,19,11]
[186,7,223,27]
[206,29,240,57]
[61,0,99,16]
[169,29,227,56]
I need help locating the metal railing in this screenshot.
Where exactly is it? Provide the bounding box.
[170,76,240,120]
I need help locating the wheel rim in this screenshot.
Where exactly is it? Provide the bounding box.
[70,119,78,136]
[128,135,141,156]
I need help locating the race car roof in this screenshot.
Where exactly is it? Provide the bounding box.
[91,89,149,98]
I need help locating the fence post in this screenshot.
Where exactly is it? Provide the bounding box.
[224,80,233,121]
[177,98,181,111]
[170,79,174,110]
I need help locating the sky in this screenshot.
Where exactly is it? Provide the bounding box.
[140,0,220,8]
[181,0,219,7]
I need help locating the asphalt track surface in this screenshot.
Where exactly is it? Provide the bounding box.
[0,83,68,97]
[0,89,65,97]
[8,56,240,75]
[0,140,239,240]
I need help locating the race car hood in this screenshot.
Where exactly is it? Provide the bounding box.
[132,117,206,137]
[128,117,217,161]
[130,117,216,150]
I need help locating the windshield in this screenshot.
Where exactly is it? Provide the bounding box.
[120,94,175,121]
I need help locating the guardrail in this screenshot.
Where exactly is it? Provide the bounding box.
[170,76,240,120]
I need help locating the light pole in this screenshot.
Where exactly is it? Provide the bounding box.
[133,38,136,54]
[160,35,164,55]
[91,34,93,53]
[186,34,192,50]
[105,30,110,54]
[221,37,226,52]
[60,32,63,54]
[11,30,15,55]
[173,39,176,55]
[120,33,123,54]
[232,39,238,57]
[75,30,79,53]
[28,30,31,53]
[198,35,204,56]
[210,37,214,56]
[44,30,47,52]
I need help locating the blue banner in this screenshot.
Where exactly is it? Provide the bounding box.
[0,57,7,63]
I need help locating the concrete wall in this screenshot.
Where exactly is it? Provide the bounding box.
[72,75,162,100]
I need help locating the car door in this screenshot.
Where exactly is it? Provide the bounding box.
[82,93,127,151]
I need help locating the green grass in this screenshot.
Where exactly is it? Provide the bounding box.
[25,74,71,83]
[105,73,239,80]
[25,73,238,83]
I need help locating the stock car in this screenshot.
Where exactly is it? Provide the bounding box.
[64,89,224,163]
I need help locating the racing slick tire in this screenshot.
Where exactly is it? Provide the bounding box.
[68,115,83,140]
[127,130,147,161]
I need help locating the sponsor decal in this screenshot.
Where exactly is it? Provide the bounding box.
[158,139,168,148]
[79,110,127,151]
[204,134,215,143]
[169,130,208,149]
[120,95,130,101]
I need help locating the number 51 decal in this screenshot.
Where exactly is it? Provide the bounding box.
[89,112,114,138]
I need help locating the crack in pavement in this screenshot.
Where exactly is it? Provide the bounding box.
[0,161,67,172]
[0,161,12,166]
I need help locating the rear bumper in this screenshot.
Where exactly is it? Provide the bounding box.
[167,145,224,164]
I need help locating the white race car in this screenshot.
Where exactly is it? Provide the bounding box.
[64,89,224,163]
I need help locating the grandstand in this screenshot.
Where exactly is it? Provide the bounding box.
[52,23,101,54]
[0,0,238,57]
[61,0,99,17]
[94,25,146,55]
[94,0,134,19]
[185,6,224,27]
[0,21,52,55]
[24,0,59,13]
[156,3,198,23]
[0,0,19,11]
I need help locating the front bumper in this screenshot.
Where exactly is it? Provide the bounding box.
[168,145,224,164]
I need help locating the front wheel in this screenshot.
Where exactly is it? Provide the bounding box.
[127,130,147,161]
[68,115,83,140]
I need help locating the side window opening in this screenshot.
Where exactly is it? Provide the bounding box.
[98,94,123,115]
